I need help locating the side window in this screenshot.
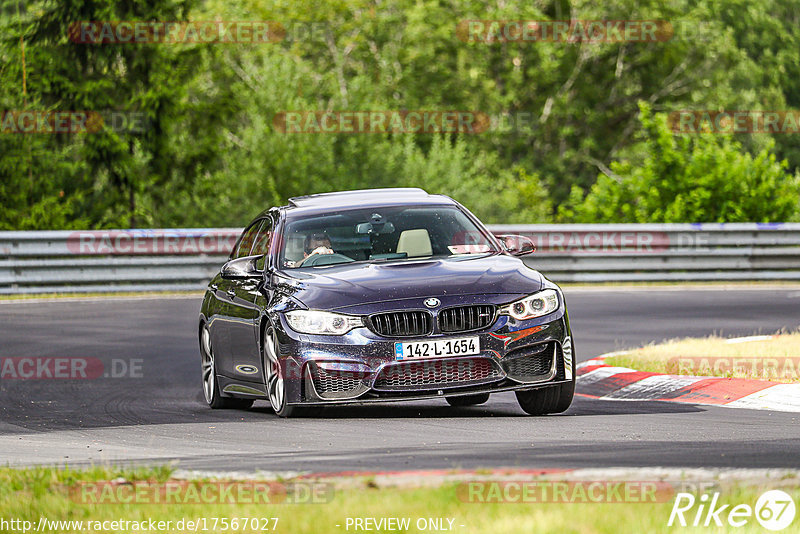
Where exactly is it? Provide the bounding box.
[233,220,263,259]
[251,217,273,256]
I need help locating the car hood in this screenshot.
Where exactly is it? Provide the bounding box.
[276,254,543,311]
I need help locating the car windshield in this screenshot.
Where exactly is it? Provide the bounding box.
[280,205,499,268]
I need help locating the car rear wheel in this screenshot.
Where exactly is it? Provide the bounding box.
[515,379,575,415]
[445,393,490,407]
[263,326,297,418]
[200,324,253,410]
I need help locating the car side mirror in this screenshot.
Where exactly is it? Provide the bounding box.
[497,235,536,256]
[221,255,264,280]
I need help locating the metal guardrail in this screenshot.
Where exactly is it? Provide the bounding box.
[1,223,799,293]
[503,223,800,282]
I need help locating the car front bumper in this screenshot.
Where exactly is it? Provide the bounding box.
[273,310,574,406]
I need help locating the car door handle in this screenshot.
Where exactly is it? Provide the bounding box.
[226,288,236,298]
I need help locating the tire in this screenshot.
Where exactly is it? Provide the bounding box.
[199,323,254,410]
[445,393,490,407]
[263,325,297,418]
[515,379,575,415]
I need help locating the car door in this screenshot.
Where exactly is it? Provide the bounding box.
[211,220,264,378]
[216,218,274,381]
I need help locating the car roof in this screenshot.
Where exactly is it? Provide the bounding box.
[289,188,431,207]
[250,188,459,222]
[288,188,456,212]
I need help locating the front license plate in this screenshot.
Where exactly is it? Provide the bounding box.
[394,337,480,360]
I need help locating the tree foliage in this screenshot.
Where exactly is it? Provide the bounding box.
[1,0,799,228]
[563,103,800,222]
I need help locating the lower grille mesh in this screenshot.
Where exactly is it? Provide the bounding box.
[504,343,554,381]
[373,357,502,390]
[311,366,369,399]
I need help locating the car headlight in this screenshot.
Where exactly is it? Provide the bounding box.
[499,289,560,320]
[285,310,364,335]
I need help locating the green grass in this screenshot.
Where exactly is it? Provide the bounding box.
[1,466,798,533]
[605,332,800,382]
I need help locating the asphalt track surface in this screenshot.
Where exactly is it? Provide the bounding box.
[1,287,799,472]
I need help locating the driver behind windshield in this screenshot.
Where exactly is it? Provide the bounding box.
[281,206,497,269]
[304,232,334,257]
[287,232,334,267]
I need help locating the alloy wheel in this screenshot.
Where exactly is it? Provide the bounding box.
[200,325,215,404]
[263,328,285,411]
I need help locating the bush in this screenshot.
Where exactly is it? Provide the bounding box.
[563,102,800,223]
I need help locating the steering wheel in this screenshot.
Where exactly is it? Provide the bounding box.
[301,252,353,267]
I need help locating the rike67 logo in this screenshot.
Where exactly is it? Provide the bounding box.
[669,490,796,531]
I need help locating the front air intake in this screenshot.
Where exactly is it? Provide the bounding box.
[368,311,433,337]
[438,305,496,333]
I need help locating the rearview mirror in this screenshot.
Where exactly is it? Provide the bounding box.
[355,221,395,234]
[497,235,536,256]
[221,255,264,280]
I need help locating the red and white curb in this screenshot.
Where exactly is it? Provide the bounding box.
[576,347,800,413]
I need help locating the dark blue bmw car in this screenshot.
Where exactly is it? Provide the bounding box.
[198,188,574,417]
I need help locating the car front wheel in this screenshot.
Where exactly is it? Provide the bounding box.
[263,326,297,418]
[515,379,574,415]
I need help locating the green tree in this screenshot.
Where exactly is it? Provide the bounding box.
[4,0,800,229]
[563,102,800,222]
[1,0,226,229]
